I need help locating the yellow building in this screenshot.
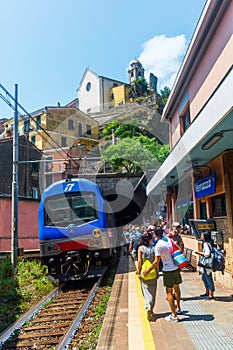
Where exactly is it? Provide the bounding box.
[4,106,99,152]
[3,106,100,189]
[109,84,132,107]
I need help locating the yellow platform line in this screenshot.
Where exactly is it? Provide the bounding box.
[128,270,144,349]
[135,275,156,350]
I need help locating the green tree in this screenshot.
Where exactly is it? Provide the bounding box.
[115,122,141,139]
[135,135,170,163]
[101,120,119,140]
[102,138,160,174]
[101,120,154,140]
[160,86,171,107]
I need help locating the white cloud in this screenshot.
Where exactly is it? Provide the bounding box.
[138,34,187,91]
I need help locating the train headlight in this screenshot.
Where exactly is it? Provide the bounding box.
[92,228,102,237]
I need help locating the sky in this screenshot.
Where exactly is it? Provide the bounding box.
[0,0,206,120]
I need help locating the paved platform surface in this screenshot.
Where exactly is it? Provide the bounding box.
[97,253,233,350]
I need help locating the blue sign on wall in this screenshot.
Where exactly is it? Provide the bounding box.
[194,173,216,199]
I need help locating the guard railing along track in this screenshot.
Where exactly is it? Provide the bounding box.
[0,277,102,349]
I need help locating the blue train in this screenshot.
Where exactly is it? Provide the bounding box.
[38,178,122,281]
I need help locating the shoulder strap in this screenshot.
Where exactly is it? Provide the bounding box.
[169,233,177,241]
[206,242,213,252]
[168,236,180,251]
[204,242,214,259]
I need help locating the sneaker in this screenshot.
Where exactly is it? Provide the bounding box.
[165,314,179,322]
[200,293,209,297]
[175,308,182,314]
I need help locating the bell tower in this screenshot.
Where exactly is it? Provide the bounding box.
[128,59,145,84]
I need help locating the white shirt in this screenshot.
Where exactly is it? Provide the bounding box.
[154,237,178,272]
[203,242,212,257]
[200,241,213,274]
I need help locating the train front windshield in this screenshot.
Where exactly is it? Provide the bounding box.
[44,192,98,227]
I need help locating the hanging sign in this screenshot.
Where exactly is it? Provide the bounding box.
[194,173,216,199]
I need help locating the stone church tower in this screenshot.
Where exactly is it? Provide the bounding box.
[128,59,145,84]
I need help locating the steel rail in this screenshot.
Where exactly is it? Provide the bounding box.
[56,276,103,350]
[0,283,65,347]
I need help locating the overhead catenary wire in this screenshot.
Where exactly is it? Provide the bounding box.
[17,156,101,163]
[0,83,82,167]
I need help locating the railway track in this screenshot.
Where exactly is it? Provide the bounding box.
[0,277,102,349]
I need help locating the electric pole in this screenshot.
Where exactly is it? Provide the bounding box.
[11,84,19,275]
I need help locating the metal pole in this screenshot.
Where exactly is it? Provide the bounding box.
[11,84,18,275]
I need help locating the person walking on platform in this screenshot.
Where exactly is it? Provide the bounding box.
[167,222,184,252]
[137,232,158,321]
[166,222,184,300]
[129,226,142,270]
[195,231,215,299]
[143,226,182,322]
[123,226,131,256]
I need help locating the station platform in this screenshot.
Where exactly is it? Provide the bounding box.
[97,253,233,350]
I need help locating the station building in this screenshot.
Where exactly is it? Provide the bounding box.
[147,0,233,289]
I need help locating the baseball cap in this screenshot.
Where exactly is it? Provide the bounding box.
[172,221,181,228]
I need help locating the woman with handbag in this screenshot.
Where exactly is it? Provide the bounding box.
[137,232,158,321]
[195,231,215,299]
